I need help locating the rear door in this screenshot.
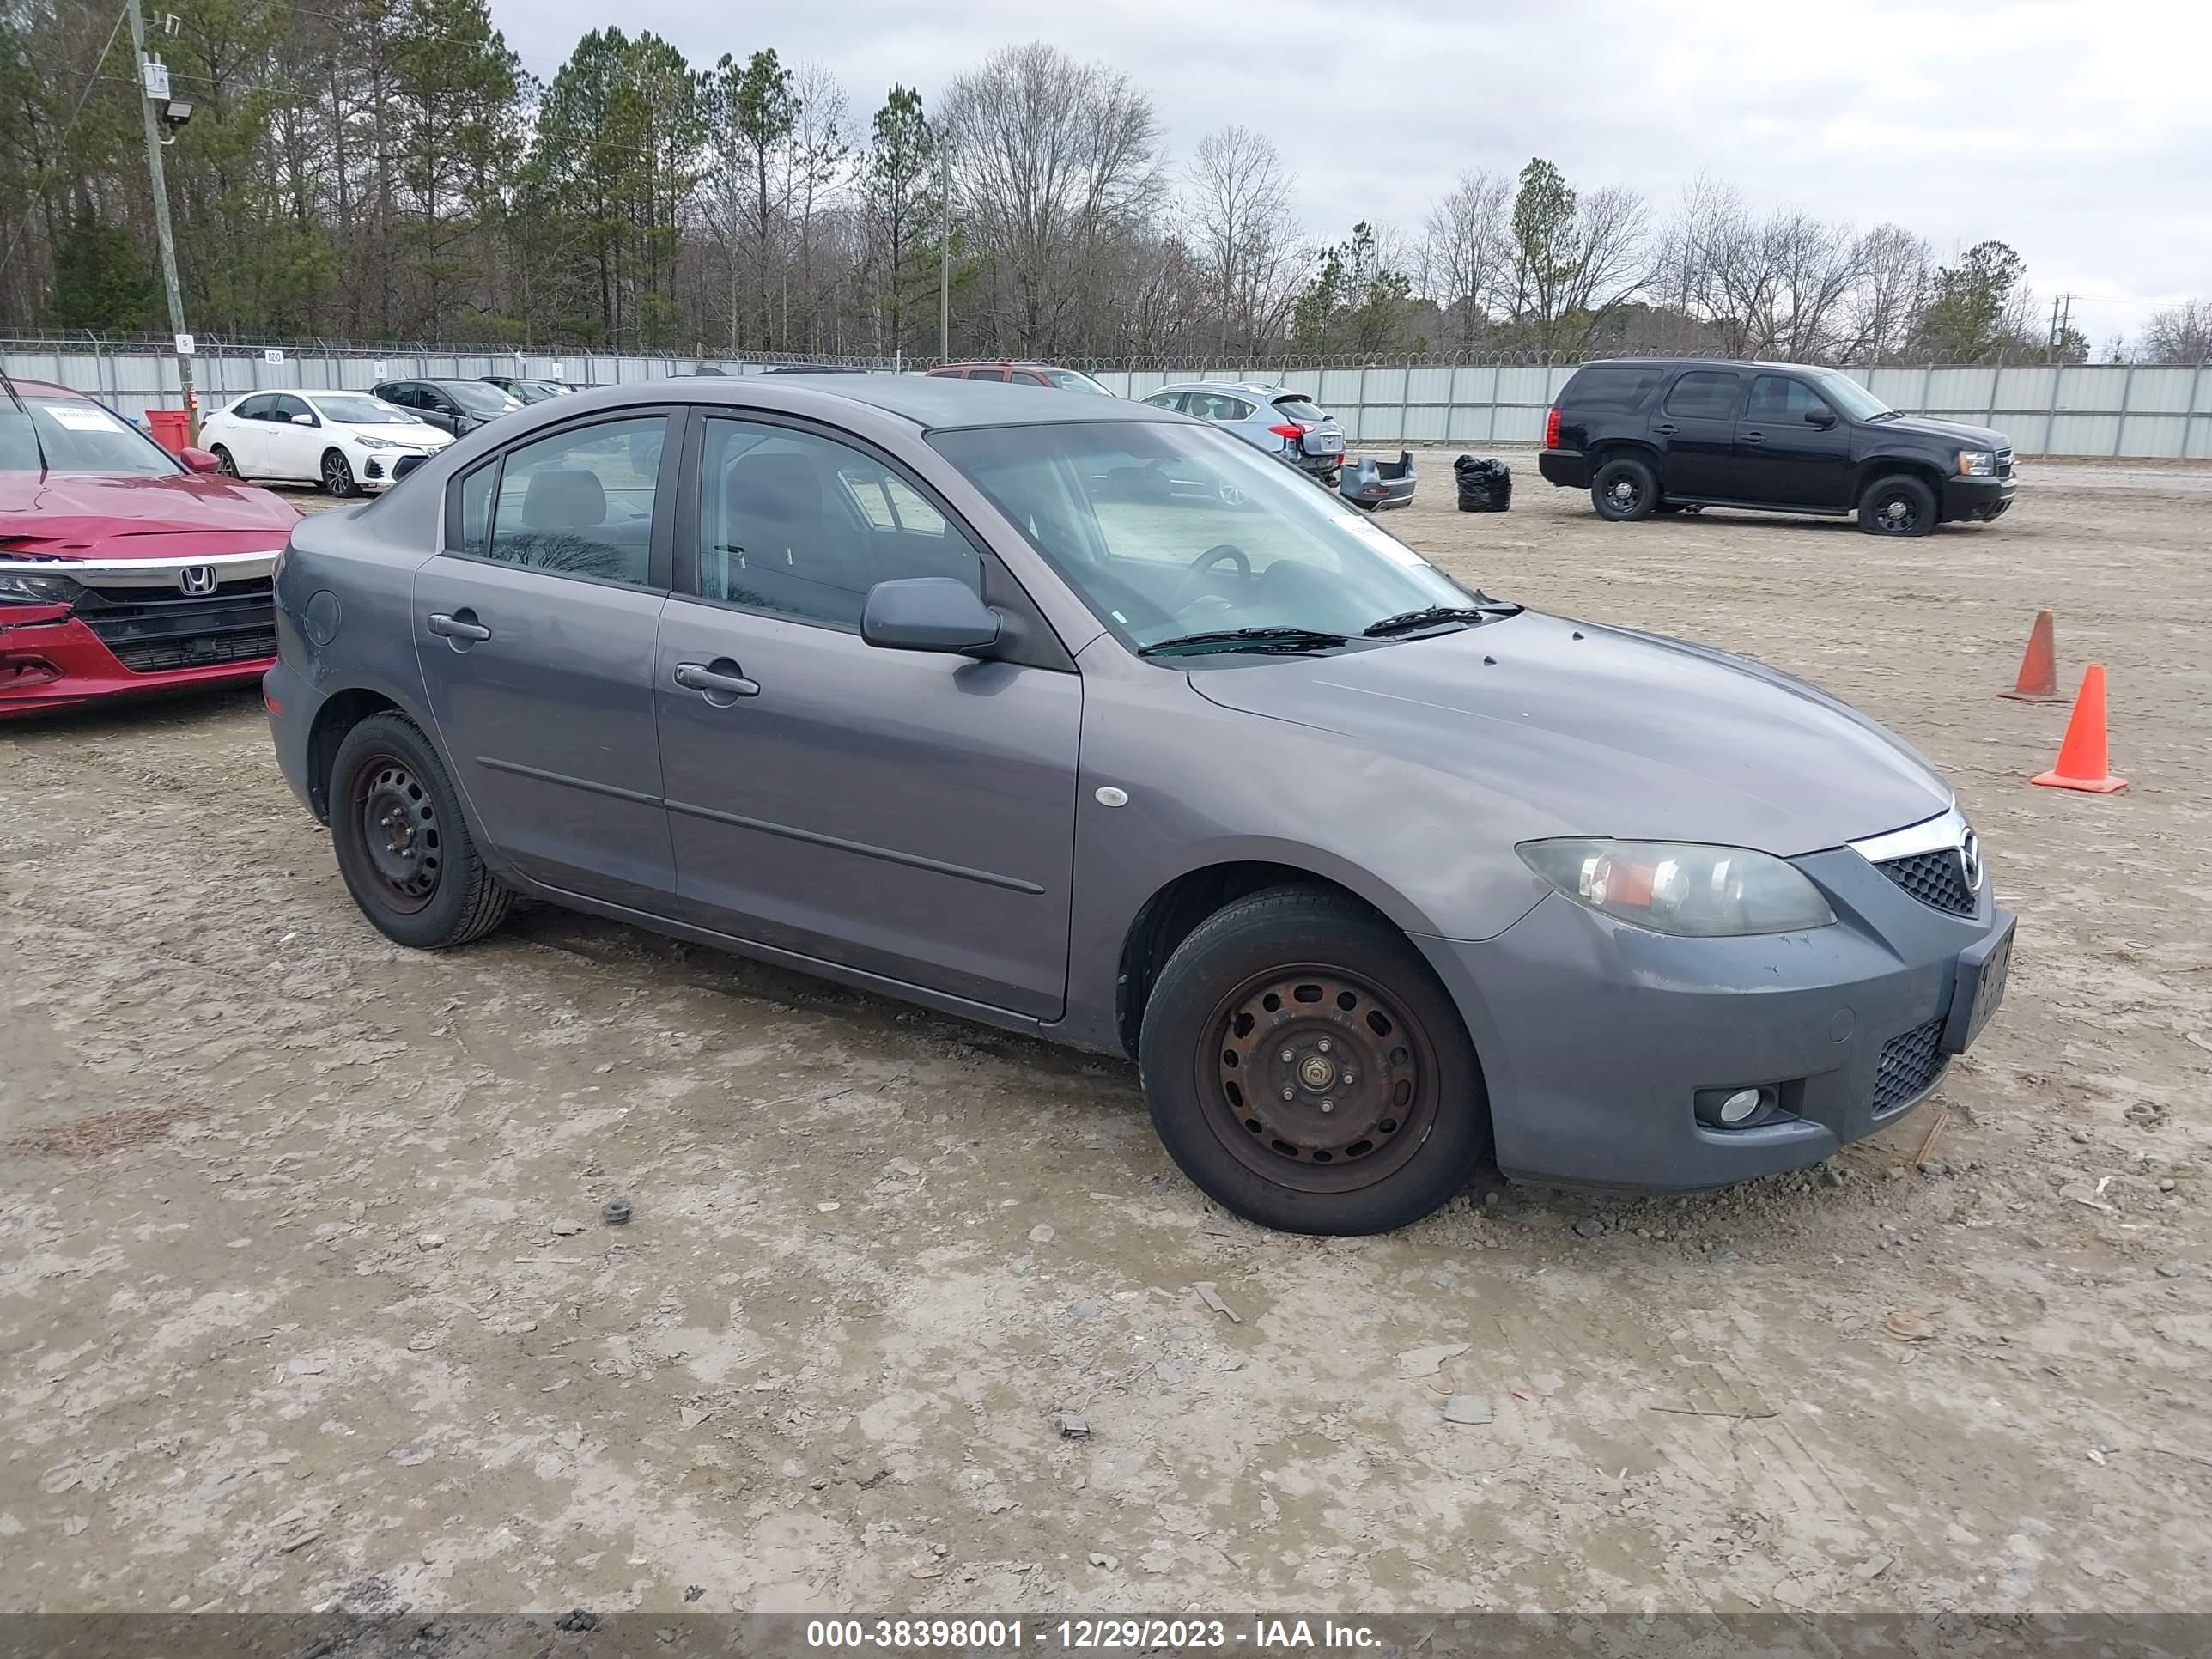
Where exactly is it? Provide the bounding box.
[1735,374,1853,508]
[1654,369,1744,499]
[413,408,681,911]
[654,413,1081,1017]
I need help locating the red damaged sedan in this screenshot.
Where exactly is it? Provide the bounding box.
[2,379,298,717]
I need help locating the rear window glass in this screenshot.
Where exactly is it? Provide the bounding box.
[1664,370,1742,420]
[1561,366,1662,412]
[1273,397,1328,422]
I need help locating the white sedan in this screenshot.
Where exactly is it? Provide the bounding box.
[202,390,452,496]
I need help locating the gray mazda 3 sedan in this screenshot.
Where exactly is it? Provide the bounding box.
[264,375,2014,1235]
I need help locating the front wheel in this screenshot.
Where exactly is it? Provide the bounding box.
[1138,886,1491,1235]
[329,712,512,949]
[1590,456,1658,520]
[211,445,240,477]
[1858,473,1936,536]
[322,449,359,497]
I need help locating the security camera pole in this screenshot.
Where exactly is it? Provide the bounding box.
[125,0,197,443]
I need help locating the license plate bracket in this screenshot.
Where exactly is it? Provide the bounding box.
[1942,915,2014,1054]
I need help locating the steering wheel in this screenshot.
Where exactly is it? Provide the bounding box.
[1170,543,1251,614]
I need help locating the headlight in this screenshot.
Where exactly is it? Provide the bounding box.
[1957,450,1995,477]
[354,435,397,450]
[1517,839,1836,937]
[0,567,83,606]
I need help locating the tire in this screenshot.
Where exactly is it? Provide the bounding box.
[1590,456,1658,520]
[1858,472,1936,537]
[321,449,359,497]
[1138,885,1491,1236]
[211,445,240,477]
[328,712,511,949]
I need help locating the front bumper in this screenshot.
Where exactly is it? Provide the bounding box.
[1942,473,2017,522]
[357,448,436,488]
[1538,449,1589,489]
[1416,841,2013,1192]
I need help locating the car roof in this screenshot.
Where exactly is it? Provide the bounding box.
[938,361,1079,373]
[1150,381,1302,398]
[1571,357,1824,373]
[3,377,90,400]
[565,374,1167,431]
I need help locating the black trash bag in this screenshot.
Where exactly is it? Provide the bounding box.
[1453,453,1512,513]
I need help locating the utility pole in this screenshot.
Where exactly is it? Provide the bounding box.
[938,143,951,362]
[126,0,196,441]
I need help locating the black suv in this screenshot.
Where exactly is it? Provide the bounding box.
[1538,359,2016,535]
[370,378,522,438]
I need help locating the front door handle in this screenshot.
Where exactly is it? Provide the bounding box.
[427,611,492,642]
[674,660,761,701]
[1652,422,1678,435]
[1741,431,1764,444]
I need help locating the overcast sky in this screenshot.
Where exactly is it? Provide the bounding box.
[491,0,2210,342]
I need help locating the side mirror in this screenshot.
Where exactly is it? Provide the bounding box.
[292,412,316,426]
[179,447,222,474]
[1805,408,1838,428]
[861,576,1001,654]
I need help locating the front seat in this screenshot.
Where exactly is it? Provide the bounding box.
[714,451,872,623]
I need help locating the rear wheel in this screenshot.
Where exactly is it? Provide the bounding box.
[321,449,359,497]
[329,712,511,949]
[1858,472,1936,536]
[1138,886,1490,1235]
[1591,456,1658,520]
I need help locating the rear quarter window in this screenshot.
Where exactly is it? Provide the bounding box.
[1560,366,1664,412]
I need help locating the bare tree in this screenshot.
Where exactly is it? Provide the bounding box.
[1841,222,1931,363]
[1182,125,1298,356]
[1505,159,1649,358]
[939,41,1163,356]
[1419,168,1511,356]
[2138,298,2212,364]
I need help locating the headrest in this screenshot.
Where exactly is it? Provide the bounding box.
[521,468,606,531]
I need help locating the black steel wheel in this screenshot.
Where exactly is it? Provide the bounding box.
[322,449,359,497]
[1590,456,1658,520]
[1139,885,1490,1235]
[1858,472,1936,537]
[329,712,511,949]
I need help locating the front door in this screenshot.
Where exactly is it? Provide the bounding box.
[1653,368,1744,499]
[264,393,318,482]
[1735,374,1855,508]
[656,415,1081,1018]
[413,410,680,911]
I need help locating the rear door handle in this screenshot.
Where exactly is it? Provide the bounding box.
[426,611,492,641]
[1652,422,1677,435]
[674,660,761,700]
[1741,431,1764,444]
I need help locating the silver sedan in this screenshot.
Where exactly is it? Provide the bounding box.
[1139,381,1346,483]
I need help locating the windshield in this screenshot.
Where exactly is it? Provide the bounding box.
[511,381,567,403]
[445,381,520,414]
[0,398,181,476]
[313,393,410,425]
[1810,370,1893,422]
[929,421,1477,653]
[1040,369,1114,396]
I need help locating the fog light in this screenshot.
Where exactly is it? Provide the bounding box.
[1717,1088,1762,1124]
[1695,1085,1779,1128]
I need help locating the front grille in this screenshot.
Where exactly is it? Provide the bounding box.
[70,578,276,676]
[1875,848,1975,916]
[108,628,276,673]
[1873,1017,1948,1115]
[1996,448,2014,478]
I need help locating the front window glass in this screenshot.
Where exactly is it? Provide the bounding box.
[0,398,182,475]
[1809,369,1893,422]
[482,416,665,586]
[446,381,520,414]
[315,394,410,424]
[1746,376,1833,422]
[930,422,1475,653]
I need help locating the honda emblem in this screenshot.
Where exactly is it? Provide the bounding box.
[177,565,218,595]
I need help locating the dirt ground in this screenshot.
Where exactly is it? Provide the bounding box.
[3,458,2209,1619]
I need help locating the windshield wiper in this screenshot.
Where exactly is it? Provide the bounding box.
[1139,626,1349,657]
[1361,602,1519,638]
[1867,409,1903,421]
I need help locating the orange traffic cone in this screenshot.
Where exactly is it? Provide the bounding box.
[1999,610,2067,702]
[2031,665,2128,793]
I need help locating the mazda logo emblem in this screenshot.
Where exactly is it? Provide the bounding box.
[1960,827,1983,894]
[178,565,218,595]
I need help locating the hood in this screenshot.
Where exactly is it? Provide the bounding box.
[1183,611,1951,854]
[0,471,299,553]
[1867,412,2008,450]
